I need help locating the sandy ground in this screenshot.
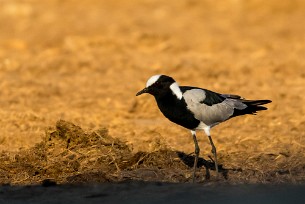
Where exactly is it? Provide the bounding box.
[0,0,305,200]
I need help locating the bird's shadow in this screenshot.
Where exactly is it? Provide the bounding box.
[175,151,229,180]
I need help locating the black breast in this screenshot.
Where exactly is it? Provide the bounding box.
[154,93,200,130]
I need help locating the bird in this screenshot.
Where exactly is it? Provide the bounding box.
[136,74,271,182]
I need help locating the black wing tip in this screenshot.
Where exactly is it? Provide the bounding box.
[244,99,272,106]
[260,99,272,104]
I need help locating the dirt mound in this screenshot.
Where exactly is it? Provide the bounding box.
[0,120,132,185]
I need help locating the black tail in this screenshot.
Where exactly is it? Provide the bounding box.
[232,99,272,117]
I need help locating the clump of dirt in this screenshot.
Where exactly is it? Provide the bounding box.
[0,120,133,185]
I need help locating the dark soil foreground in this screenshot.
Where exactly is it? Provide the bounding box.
[1,183,305,204]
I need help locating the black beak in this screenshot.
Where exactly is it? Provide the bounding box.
[136,87,149,96]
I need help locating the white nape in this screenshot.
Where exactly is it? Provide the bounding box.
[170,82,183,100]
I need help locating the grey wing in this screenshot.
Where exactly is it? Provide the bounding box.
[183,89,247,126]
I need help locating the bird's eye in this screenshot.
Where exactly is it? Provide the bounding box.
[154,82,162,88]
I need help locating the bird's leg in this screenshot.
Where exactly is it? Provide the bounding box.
[208,135,219,177]
[191,130,200,183]
[203,127,219,177]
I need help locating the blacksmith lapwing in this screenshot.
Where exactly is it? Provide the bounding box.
[136,74,271,182]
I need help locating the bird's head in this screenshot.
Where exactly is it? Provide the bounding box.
[136,75,183,99]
